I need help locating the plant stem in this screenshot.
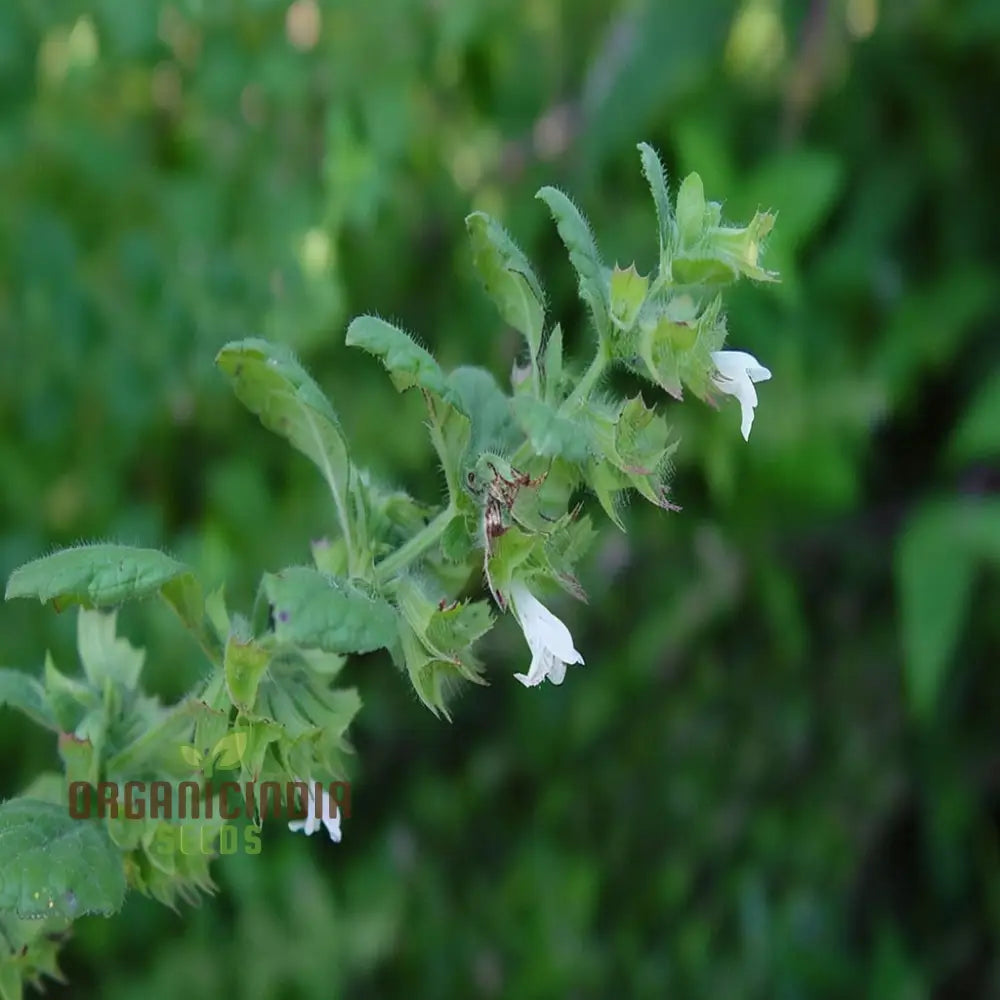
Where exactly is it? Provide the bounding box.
[530,346,542,399]
[427,406,459,503]
[373,392,466,585]
[564,347,608,409]
[374,504,455,585]
[329,480,356,575]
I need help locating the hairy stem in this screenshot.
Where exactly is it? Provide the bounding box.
[564,346,609,409]
[374,504,456,585]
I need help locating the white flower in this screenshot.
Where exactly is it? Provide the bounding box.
[288,781,342,842]
[710,350,772,441]
[509,581,584,687]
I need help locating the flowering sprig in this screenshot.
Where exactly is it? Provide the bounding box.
[0,142,778,993]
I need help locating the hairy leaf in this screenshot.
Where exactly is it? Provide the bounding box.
[637,142,673,263]
[346,316,465,411]
[0,799,126,918]
[896,499,1000,720]
[5,546,190,612]
[0,670,57,731]
[466,211,546,360]
[536,186,609,331]
[223,637,271,710]
[511,397,592,463]
[263,567,397,655]
[216,339,353,547]
[77,610,144,692]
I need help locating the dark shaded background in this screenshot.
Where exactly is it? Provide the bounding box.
[2,0,999,996]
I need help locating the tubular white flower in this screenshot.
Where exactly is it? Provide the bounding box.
[710,349,771,441]
[509,581,584,687]
[288,781,342,842]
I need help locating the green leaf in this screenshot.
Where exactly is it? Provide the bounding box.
[897,508,974,720]
[956,500,1000,562]
[105,699,217,778]
[346,316,465,411]
[586,460,628,532]
[215,339,354,553]
[223,719,281,790]
[424,389,472,508]
[0,912,70,998]
[255,664,361,751]
[895,499,1000,720]
[609,264,649,332]
[615,395,675,476]
[675,172,706,247]
[536,186,609,332]
[43,653,98,732]
[263,567,397,654]
[18,774,65,807]
[160,573,216,657]
[5,546,190,611]
[424,365,520,514]
[127,801,225,906]
[634,294,726,400]
[542,325,564,404]
[0,799,125,918]
[223,636,271,710]
[0,960,21,1000]
[484,525,539,609]
[77,610,144,692]
[0,670,57,731]
[395,578,493,664]
[447,366,519,459]
[636,316,683,399]
[543,511,598,597]
[211,731,248,770]
[58,732,98,786]
[204,586,230,646]
[439,511,475,563]
[426,600,494,655]
[670,256,740,285]
[949,367,1000,466]
[511,396,592,463]
[580,395,678,514]
[637,142,673,263]
[466,211,546,362]
[876,269,993,404]
[394,622,474,720]
[705,210,778,283]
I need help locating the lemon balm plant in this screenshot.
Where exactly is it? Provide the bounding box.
[0,144,777,996]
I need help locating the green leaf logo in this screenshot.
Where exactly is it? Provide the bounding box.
[212,731,247,770]
[179,744,204,770]
[179,732,247,777]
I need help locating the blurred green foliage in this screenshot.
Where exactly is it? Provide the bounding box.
[2,0,1000,996]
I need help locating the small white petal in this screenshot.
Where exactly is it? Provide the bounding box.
[513,657,546,687]
[316,788,342,842]
[546,655,568,685]
[712,350,770,381]
[710,349,770,441]
[288,782,342,842]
